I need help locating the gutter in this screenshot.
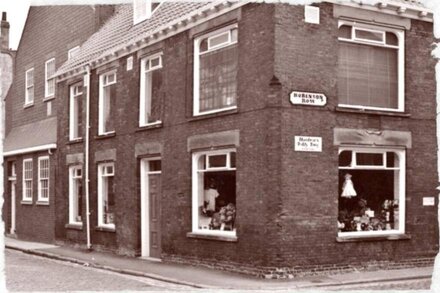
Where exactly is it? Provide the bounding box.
[84,65,92,250]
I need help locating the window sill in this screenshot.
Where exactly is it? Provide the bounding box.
[136,121,163,132]
[67,138,83,145]
[189,108,238,122]
[36,201,50,206]
[95,225,116,233]
[23,103,34,109]
[43,96,55,102]
[20,200,33,205]
[95,132,116,140]
[65,223,83,230]
[186,232,238,242]
[335,106,411,118]
[336,234,411,243]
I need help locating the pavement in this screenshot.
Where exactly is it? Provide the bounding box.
[4,236,435,290]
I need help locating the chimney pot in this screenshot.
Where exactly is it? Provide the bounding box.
[2,12,6,21]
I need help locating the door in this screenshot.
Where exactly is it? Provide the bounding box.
[10,181,16,234]
[141,158,162,258]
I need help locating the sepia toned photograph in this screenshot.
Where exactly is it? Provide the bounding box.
[0,0,439,291]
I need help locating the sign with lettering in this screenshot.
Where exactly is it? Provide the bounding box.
[423,197,435,206]
[290,91,327,106]
[294,136,322,152]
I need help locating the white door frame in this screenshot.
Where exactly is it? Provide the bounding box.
[140,157,161,257]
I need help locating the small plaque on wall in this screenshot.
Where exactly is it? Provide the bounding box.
[423,197,435,206]
[294,136,322,152]
[290,91,327,106]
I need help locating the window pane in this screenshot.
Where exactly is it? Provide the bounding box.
[143,70,162,124]
[230,152,236,168]
[356,153,383,166]
[339,151,352,167]
[199,44,238,112]
[385,32,398,46]
[103,85,115,132]
[338,25,352,39]
[355,29,383,42]
[338,42,398,109]
[208,31,229,49]
[150,57,160,68]
[338,170,398,232]
[208,154,227,168]
[149,160,161,172]
[103,175,115,225]
[198,171,236,231]
[200,39,208,53]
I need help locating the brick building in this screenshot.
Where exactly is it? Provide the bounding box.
[2,5,115,243]
[51,0,438,277]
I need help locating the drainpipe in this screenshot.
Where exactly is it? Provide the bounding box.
[84,65,92,250]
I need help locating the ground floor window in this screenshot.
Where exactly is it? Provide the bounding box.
[97,163,115,228]
[338,147,405,236]
[192,149,236,236]
[69,165,83,225]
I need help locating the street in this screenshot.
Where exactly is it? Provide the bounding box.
[319,278,432,291]
[5,249,190,291]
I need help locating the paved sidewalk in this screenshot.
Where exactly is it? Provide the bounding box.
[4,237,434,290]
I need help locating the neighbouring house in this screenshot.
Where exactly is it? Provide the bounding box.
[49,0,438,278]
[2,5,115,243]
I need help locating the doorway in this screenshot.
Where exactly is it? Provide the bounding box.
[140,158,162,258]
[9,162,16,235]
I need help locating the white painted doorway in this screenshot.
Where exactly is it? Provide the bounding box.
[140,158,162,258]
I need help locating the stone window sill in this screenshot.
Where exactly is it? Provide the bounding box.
[136,121,163,132]
[67,138,83,145]
[43,96,55,102]
[336,234,411,243]
[20,200,33,205]
[188,108,238,122]
[23,103,34,109]
[186,232,238,242]
[95,226,116,233]
[65,223,83,230]
[36,201,50,206]
[95,132,116,140]
[335,106,411,118]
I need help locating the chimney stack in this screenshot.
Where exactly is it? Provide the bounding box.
[1,12,10,51]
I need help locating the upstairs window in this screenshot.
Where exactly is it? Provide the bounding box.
[25,68,34,106]
[139,53,163,126]
[99,71,117,135]
[38,156,50,202]
[69,83,83,140]
[45,58,56,98]
[69,165,83,225]
[68,46,80,60]
[133,0,160,25]
[194,25,238,116]
[337,21,404,112]
[338,148,405,237]
[22,158,33,202]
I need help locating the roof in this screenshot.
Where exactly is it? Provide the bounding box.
[56,1,246,79]
[3,117,57,156]
[56,0,432,79]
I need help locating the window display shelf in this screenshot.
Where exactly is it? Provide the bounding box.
[336,233,411,243]
[187,232,238,242]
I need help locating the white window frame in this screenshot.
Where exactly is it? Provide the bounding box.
[45,58,56,98]
[139,52,163,127]
[338,146,406,237]
[69,165,83,225]
[337,20,405,112]
[37,156,50,202]
[97,162,115,229]
[192,148,236,237]
[193,24,238,116]
[22,158,33,202]
[25,68,34,106]
[68,46,80,60]
[133,0,162,25]
[69,83,83,140]
[98,71,117,135]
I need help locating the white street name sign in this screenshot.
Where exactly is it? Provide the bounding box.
[290,91,327,106]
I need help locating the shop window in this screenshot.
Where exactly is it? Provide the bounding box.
[139,53,162,126]
[38,156,50,202]
[45,58,56,98]
[25,68,34,106]
[69,166,83,225]
[338,148,405,236]
[337,21,404,112]
[22,158,33,202]
[192,149,236,236]
[98,71,117,135]
[97,162,115,229]
[69,83,83,140]
[193,25,238,116]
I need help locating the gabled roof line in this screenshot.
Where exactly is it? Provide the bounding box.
[56,1,248,82]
